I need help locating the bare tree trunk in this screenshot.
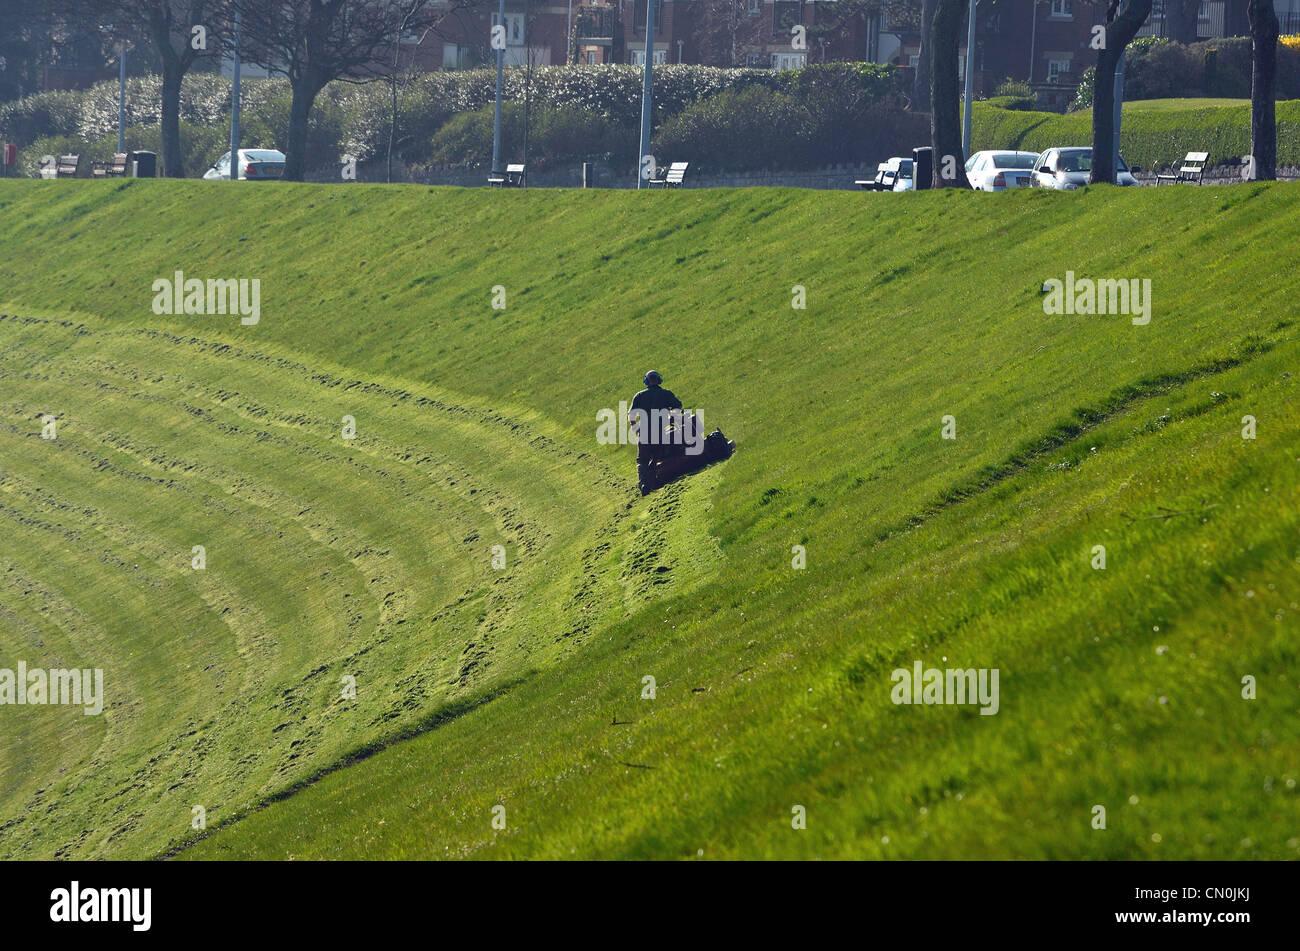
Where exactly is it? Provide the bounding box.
[159,61,184,177]
[284,77,321,182]
[1092,45,1119,183]
[1249,0,1279,180]
[1090,0,1152,184]
[930,0,968,186]
[914,0,937,111]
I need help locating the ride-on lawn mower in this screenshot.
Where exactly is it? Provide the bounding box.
[638,410,735,496]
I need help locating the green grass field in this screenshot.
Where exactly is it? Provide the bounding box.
[0,178,1296,859]
[973,97,1300,172]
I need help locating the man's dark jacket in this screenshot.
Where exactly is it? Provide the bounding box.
[630,385,682,460]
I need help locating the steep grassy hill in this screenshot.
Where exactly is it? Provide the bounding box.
[0,178,1296,859]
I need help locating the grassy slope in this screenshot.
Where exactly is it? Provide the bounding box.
[973,98,1300,172]
[0,179,1296,859]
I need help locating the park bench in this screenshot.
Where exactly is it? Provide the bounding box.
[856,163,889,190]
[56,154,80,178]
[91,153,129,178]
[488,163,526,187]
[647,161,689,188]
[1156,151,1208,186]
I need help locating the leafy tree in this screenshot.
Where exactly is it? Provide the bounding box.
[231,0,442,180]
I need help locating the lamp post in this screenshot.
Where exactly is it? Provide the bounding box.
[230,8,241,180]
[962,0,976,156]
[117,41,126,154]
[636,0,655,188]
[1113,51,1126,184]
[492,0,506,177]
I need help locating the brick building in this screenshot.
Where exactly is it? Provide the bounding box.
[404,0,1271,108]
[410,1,869,71]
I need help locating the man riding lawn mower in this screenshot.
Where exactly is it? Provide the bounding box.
[630,370,735,496]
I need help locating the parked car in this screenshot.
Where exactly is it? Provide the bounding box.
[202,149,286,181]
[965,150,1038,190]
[1029,147,1141,189]
[878,157,914,192]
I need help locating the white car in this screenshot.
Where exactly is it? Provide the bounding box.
[202,149,286,181]
[1030,147,1141,189]
[964,150,1038,190]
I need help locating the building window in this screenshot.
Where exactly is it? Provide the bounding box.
[631,49,668,66]
[634,0,665,33]
[1047,58,1071,82]
[1050,0,1072,17]
[490,12,525,46]
[442,43,472,68]
[746,51,767,67]
[772,52,806,70]
[747,0,762,14]
[773,2,800,36]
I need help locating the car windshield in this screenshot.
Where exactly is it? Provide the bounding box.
[1058,151,1091,172]
[994,153,1036,170]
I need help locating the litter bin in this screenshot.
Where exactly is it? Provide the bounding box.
[130,151,157,178]
[912,146,933,190]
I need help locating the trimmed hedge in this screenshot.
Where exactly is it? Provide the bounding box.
[427,102,636,169]
[651,84,924,171]
[972,99,1300,173]
[1,63,902,177]
[1073,37,1300,111]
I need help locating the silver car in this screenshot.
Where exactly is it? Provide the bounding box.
[202,149,286,181]
[1030,147,1140,189]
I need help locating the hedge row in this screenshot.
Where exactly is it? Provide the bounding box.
[1072,37,1300,111]
[972,99,1300,172]
[2,63,903,176]
[652,86,926,171]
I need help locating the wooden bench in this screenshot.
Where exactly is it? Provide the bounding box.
[1156,151,1208,186]
[91,153,129,178]
[488,163,526,187]
[56,154,80,178]
[647,161,689,188]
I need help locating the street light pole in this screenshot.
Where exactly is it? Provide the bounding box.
[492,0,506,177]
[1112,51,1126,184]
[636,0,655,188]
[230,8,241,180]
[117,42,126,154]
